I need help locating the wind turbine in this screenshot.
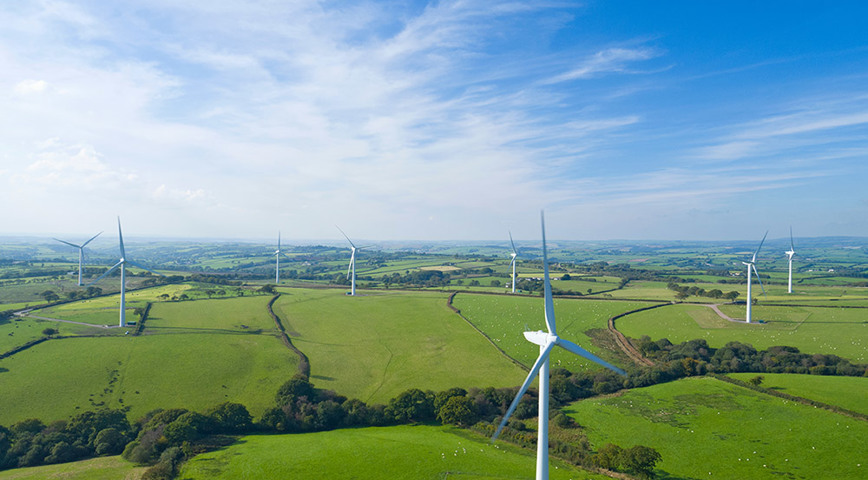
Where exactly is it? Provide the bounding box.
[88,218,160,327]
[509,231,518,293]
[274,231,283,284]
[53,231,102,286]
[742,231,767,324]
[785,227,796,294]
[492,211,626,480]
[337,226,367,296]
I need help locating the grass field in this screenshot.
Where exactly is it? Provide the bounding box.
[728,373,868,415]
[453,294,650,372]
[615,303,867,362]
[0,297,298,425]
[0,456,145,480]
[271,288,527,404]
[566,376,868,480]
[179,425,608,480]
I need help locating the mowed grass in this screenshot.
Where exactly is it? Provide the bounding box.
[616,303,867,362]
[0,455,145,480]
[0,297,298,425]
[729,373,868,415]
[179,425,607,480]
[453,294,649,372]
[566,377,868,480]
[272,288,526,404]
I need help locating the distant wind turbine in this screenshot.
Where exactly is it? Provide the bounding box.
[337,226,369,296]
[88,218,161,327]
[508,231,518,293]
[274,231,283,284]
[742,231,767,324]
[492,211,626,480]
[785,227,796,294]
[53,231,102,286]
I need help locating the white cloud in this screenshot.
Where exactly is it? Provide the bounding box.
[546,47,662,84]
[13,79,48,94]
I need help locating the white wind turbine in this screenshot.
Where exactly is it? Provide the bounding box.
[742,231,767,324]
[337,226,367,296]
[785,227,796,294]
[492,211,626,480]
[274,231,283,284]
[88,218,160,327]
[53,231,102,286]
[509,231,518,293]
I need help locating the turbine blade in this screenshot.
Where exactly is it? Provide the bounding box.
[336,225,355,248]
[346,251,355,279]
[753,264,766,295]
[541,211,556,335]
[53,238,80,248]
[81,231,103,248]
[126,260,162,277]
[751,230,767,263]
[117,217,126,259]
[87,261,123,286]
[556,338,626,376]
[278,231,281,251]
[789,226,795,251]
[492,341,555,441]
[509,231,516,255]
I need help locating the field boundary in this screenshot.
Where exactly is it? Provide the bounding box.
[607,304,671,367]
[712,374,868,422]
[447,292,529,371]
[134,302,152,336]
[0,336,51,359]
[267,294,311,378]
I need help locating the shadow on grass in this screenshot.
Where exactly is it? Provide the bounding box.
[656,471,700,480]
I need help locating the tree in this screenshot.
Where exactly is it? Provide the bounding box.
[206,402,252,433]
[42,328,58,336]
[748,375,764,387]
[276,375,315,406]
[387,389,435,423]
[490,279,501,287]
[561,273,571,280]
[592,443,623,470]
[620,445,662,478]
[436,396,478,426]
[724,291,740,301]
[40,290,60,303]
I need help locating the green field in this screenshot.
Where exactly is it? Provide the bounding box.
[272,288,527,404]
[615,303,868,362]
[729,373,868,415]
[566,376,868,480]
[0,456,145,480]
[180,425,607,480]
[0,297,298,425]
[453,294,650,372]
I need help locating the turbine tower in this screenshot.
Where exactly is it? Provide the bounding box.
[785,227,796,294]
[492,211,626,480]
[337,226,365,296]
[509,231,518,293]
[53,231,102,286]
[742,231,767,324]
[274,231,282,284]
[88,218,160,327]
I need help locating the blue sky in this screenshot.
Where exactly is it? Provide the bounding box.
[1,1,866,241]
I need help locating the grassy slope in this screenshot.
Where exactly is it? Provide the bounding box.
[566,376,868,480]
[0,456,145,480]
[453,294,648,372]
[729,373,868,415]
[615,303,867,362]
[0,297,298,425]
[179,425,607,480]
[272,288,527,404]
